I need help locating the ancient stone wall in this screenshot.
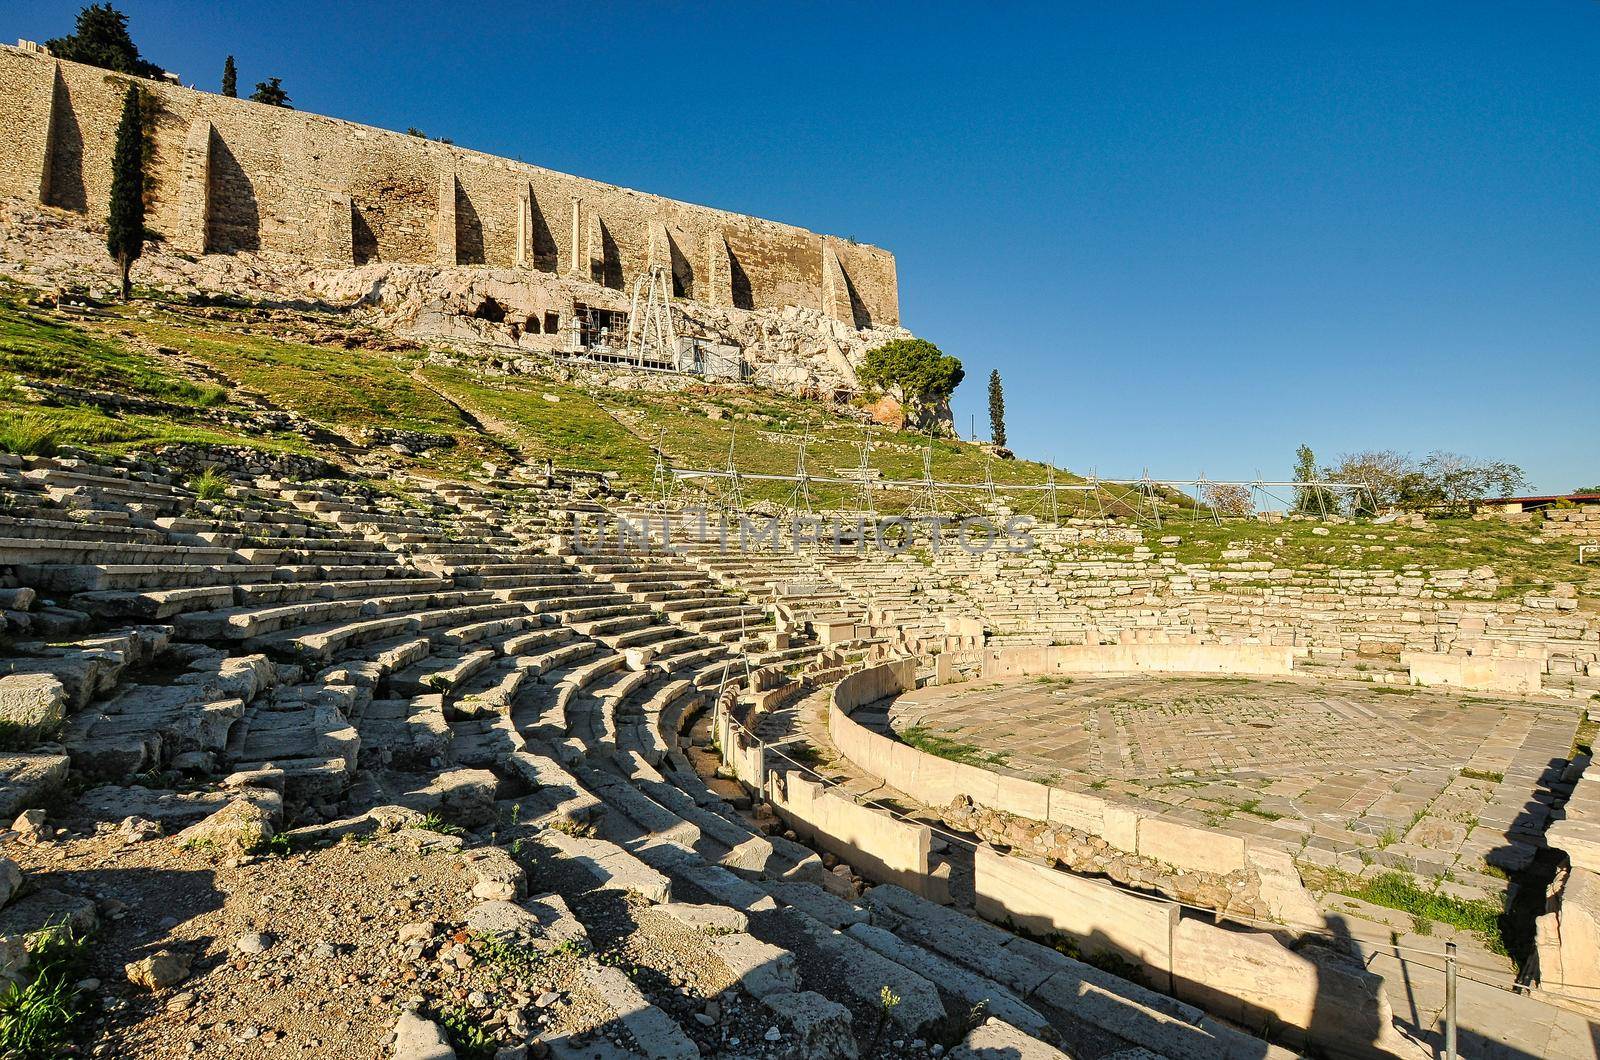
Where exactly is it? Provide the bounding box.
[0,45,898,326]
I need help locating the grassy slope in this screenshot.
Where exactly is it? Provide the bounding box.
[1,282,1590,598]
[0,286,317,457]
[422,364,1105,513]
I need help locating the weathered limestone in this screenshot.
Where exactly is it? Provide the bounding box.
[974,844,1178,991]
[323,193,354,264]
[434,162,457,265]
[704,231,735,309]
[514,183,534,269]
[1403,650,1543,694]
[981,641,1295,679]
[176,788,281,854]
[767,769,946,903]
[0,673,65,733]
[391,1009,455,1060]
[173,118,213,255]
[951,1018,1071,1060]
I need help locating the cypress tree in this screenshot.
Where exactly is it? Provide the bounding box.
[987,369,1006,448]
[107,84,145,301]
[222,55,237,97]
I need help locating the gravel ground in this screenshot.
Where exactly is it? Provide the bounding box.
[8,799,955,1059]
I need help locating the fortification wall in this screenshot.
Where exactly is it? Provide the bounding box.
[0,45,898,326]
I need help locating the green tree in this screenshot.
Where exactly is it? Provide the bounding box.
[46,3,161,78]
[1292,444,1318,512]
[106,84,145,301]
[222,55,237,97]
[856,339,964,429]
[987,369,1006,447]
[249,77,292,108]
[1416,451,1526,514]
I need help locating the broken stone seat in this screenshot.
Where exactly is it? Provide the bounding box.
[562,666,657,754]
[491,578,624,605]
[548,667,823,887]
[228,543,407,568]
[0,537,236,569]
[247,599,544,666]
[509,644,641,746]
[567,608,663,642]
[525,778,1059,1057]
[0,513,171,547]
[0,626,172,712]
[174,586,501,641]
[406,547,537,573]
[0,752,71,821]
[611,622,706,654]
[62,651,278,779]
[19,463,188,505]
[384,629,587,727]
[66,569,454,622]
[862,883,1289,1059]
[628,680,703,767]
[222,683,361,800]
[452,570,585,593]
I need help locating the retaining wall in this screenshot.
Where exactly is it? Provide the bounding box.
[973,843,1178,991]
[827,660,1397,1055]
[767,769,948,903]
[1402,650,1544,695]
[979,642,1295,680]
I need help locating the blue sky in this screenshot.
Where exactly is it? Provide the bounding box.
[13,1,1599,491]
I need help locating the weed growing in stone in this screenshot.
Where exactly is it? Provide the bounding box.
[417,813,465,837]
[433,1004,496,1059]
[470,932,544,983]
[1339,871,1505,952]
[190,468,229,499]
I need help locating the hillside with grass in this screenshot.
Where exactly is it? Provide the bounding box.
[2,277,1595,602]
[0,279,1117,511]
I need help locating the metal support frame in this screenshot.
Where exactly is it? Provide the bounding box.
[625,264,679,369]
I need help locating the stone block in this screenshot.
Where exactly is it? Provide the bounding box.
[0,673,64,733]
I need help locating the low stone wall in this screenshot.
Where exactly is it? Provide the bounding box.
[945,795,1270,920]
[1402,650,1545,695]
[973,843,1178,990]
[1172,921,1409,1059]
[710,668,949,904]
[822,662,1404,1054]
[147,443,343,481]
[767,769,947,903]
[979,641,1295,680]
[828,658,1273,880]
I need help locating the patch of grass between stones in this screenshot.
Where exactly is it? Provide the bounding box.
[1339,870,1506,953]
[898,726,1010,767]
